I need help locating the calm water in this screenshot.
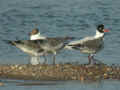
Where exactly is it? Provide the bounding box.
[0,0,120,89]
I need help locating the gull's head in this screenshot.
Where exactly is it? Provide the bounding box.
[95,24,109,38]
[29,28,46,40]
[29,28,39,36]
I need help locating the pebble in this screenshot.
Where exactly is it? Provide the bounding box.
[0,82,4,86]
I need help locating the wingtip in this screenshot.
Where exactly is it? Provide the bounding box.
[3,40,15,45]
[65,36,76,40]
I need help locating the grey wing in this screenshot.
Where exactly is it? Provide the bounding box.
[20,40,40,48]
[20,40,45,52]
[39,38,66,51]
[70,38,103,51]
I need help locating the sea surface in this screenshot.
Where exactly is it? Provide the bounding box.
[0,0,120,89]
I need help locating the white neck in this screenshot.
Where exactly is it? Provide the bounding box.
[30,32,46,40]
[94,30,104,39]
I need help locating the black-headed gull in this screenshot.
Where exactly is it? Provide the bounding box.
[65,24,109,64]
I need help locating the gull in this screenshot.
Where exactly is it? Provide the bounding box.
[28,28,74,64]
[65,24,109,64]
[6,37,73,65]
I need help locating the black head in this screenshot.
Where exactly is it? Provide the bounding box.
[97,24,104,33]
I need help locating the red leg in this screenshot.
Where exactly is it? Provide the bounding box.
[88,54,95,64]
[88,55,92,64]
